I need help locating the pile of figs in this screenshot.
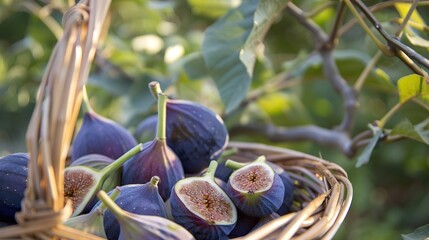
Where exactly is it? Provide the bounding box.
[0,82,295,239]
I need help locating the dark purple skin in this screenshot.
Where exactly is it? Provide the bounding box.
[134,114,157,143]
[0,153,28,223]
[226,169,285,217]
[252,212,281,231]
[228,209,259,238]
[170,188,235,240]
[71,112,138,162]
[121,140,184,201]
[214,162,233,183]
[165,100,229,174]
[266,162,295,215]
[92,183,168,240]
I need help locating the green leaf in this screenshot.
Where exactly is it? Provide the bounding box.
[402,224,429,240]
[203,0,289,113]
[181,52,208,80]
[356,125,383,167]
[397,74,429,103]
[394,3,429,48]
[391,118,429,145]
[187,0,240,18]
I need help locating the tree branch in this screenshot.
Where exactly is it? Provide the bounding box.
[230,124,355,157]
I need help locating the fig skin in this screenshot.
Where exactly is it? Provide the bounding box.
[225,156,286,217]
[97,190,195,240]
[149,81,229,174]
[0,153,28,223]
[228,209,259,238]
[165,100,229,174]
[169,161,237,240]
[93,177,169,240]
[71,111,138,162]
[134,114,157,143]
[266,162,295,215]
[122,94,185,201]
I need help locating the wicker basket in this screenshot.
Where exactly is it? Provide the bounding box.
[0,0,352,239]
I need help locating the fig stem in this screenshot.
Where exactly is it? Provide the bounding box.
[98,143,143,182]
[157,93,167,140]
[150,176,160,186]
[202,160,218,180]
[96,187,121,212]
[82,86,94,114]
[97,190,126,221]
[216,148,238,164]
[149,81,162,100]
[254,155,266,163]
[225,159,247,170]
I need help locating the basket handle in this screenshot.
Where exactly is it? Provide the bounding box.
[0,0,110,238]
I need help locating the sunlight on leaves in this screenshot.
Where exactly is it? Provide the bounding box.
[397,74,429,103]
[402,224,429,240]
[394,3,429,48]
[187,0,241,18]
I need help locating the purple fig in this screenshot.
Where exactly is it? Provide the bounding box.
[170,161,237,240]
[64,144,142,216]
[149,81,229,174]
[225,156,285,217]
[122,93,184,201]
[266,161,295,215]
[71,109,138,162]
[97,190,195,240]
[0,153,28,223]
[134,114,157,143]
[228,209,259,238]
[65,187,120,238]
[93,176,169,240]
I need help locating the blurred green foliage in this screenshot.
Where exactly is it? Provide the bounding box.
[0,0,428,239]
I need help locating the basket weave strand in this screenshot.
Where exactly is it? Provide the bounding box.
[0,0,110,239]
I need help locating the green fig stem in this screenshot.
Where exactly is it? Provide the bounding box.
[96,187,121,212]
[97,190,126,221]
[150,176,160,187]
[217,148,238,164]
[149,81,162,100]
[225,159,247,170]
[99,143,143,182]
[157,93,167,141]
[254,155,266,163]
[82,86,94,114]
[202,160,218,180]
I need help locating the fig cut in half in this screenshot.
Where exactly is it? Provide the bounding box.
[225,156,285,217]
[65,143,142,217]
[170,161,237,240]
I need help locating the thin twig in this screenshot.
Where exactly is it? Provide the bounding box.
[394,0,419,37]
[326,1,347,50]
[230,124,355,157]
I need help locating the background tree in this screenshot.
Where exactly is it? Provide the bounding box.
[0,0,428,239]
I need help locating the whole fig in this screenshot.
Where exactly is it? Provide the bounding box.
[225,156,285,217]
[71,110,138,162]
[170,161,237,240]
[122,93,184,200]
[149,81,229,174]
[97,190,195,240]
[93,176,169,240]
[0,153,28,223]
